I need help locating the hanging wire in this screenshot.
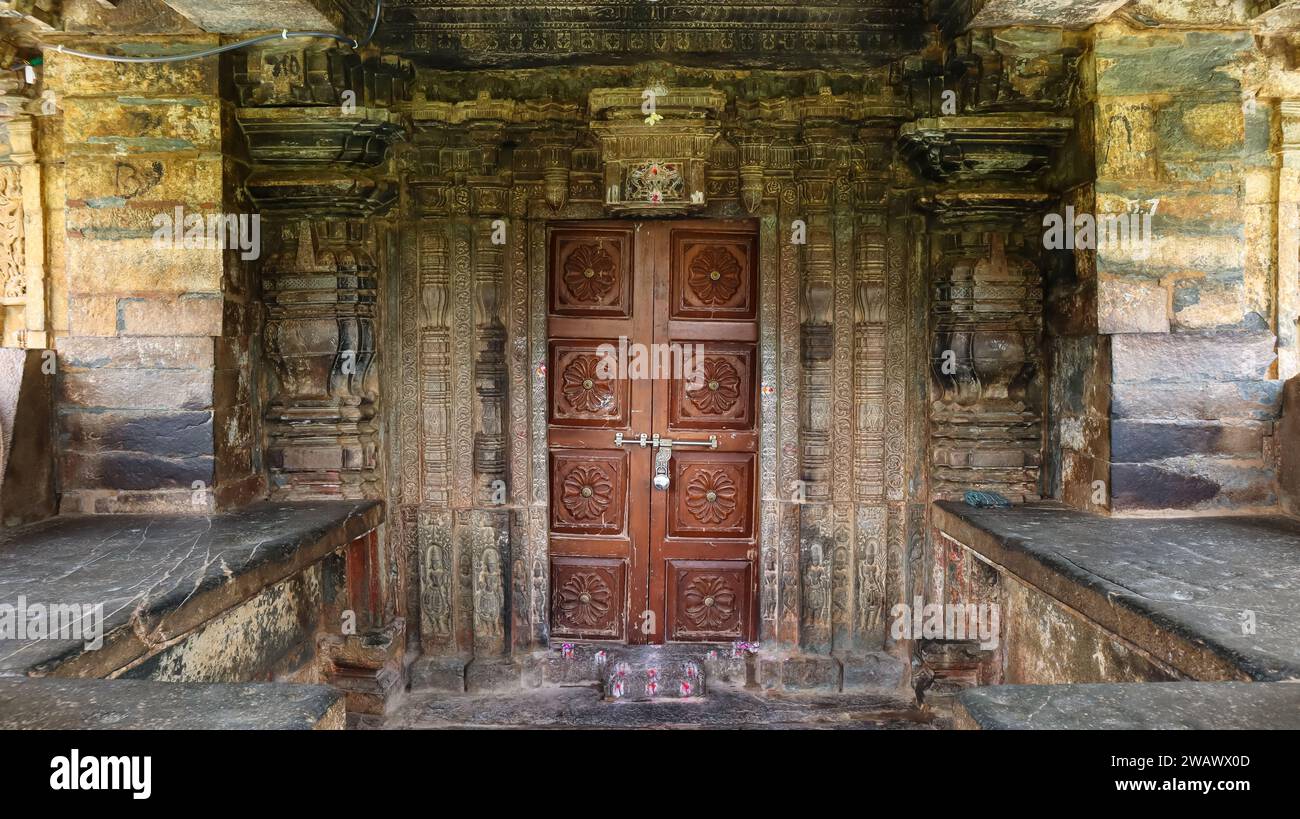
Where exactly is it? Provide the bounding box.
[51,0,382,64]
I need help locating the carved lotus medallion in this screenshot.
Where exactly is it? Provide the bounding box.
[684,468,737,524]
[561,355,614,414]
[686,358,741,414]
[561,464,614,520]
[557,571,612,628]
[683,574,737,630]
[687,246,742,305]
[562,242,617,302]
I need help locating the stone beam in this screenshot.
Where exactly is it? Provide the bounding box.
[967,0,1131,29]
[159,0,339,33]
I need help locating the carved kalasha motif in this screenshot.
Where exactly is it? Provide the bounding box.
[589,87,725,215]
[930,225,1044,501]
[625,160,684,204]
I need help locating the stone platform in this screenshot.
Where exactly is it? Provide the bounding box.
[954,682,1300,730]
[0,677,344,730]
[933,501,1300,682]
[0,500,381,678]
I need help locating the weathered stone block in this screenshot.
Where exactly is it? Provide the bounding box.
[61,97,221,155]
[65,237,222,294]
[839,651,907,692]
[1281,377,1300,515]
[64,156,223,206]
[58,368,213,411]
[67,294,119,337]
[758,654,841,692]
[408,655,468,693]
[0,349,56,526]
[61,451,215,490]
[1111,420,1266,462]
[118,294,223,337]
[465,657,523,693]
[1111,381,1283,421]
[56,336,215,370]
[60,410,213,458]
[1111,331,1276,383]
[1098,277,1168,334]
[1111,461,1276,511]
[44,45,220,97]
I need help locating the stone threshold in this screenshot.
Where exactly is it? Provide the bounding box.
[0,500,382,678]
[932,500,1300,682]
[954,682,1300,730]
[379,686,931,730]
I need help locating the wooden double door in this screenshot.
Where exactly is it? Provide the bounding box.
[547,219,759,644]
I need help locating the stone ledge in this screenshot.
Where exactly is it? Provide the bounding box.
[0,500,382,677]
[954,682,1300,730]
[932,500,1300,681]
[0,677,344,730]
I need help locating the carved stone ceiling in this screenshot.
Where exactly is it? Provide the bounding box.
[375,0,926,69]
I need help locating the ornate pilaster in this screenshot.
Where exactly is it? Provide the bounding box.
[926,197,1046,503]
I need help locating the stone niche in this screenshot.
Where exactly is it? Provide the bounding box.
[588,86,726,215]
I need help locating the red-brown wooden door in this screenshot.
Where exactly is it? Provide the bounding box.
[547,220,759,645]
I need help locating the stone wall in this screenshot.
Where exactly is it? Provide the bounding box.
[1092,23,1283,513]
[41,34,262,514]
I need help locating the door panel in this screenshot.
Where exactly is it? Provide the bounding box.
[548,219,758,645]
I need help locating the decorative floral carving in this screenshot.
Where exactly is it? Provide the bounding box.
[561,464,614,520]
[561,355,614,414]
[687,246,741,305]
[562,243,617,302]
[683,574,737,630]
[684,468,737,524]
[686,358,741,414]
[557,571,612,628]
[625,160,683,204]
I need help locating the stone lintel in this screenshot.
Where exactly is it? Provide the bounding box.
[160,0,339,34]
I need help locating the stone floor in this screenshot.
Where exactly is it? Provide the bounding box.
[377,686,939,730]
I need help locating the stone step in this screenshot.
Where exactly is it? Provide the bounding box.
[0,677,345,730]
[600,644,753,701]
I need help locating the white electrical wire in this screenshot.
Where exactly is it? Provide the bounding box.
[52,0,382,64]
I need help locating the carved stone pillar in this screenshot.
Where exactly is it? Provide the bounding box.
[261,219,381,499]
[927,203,1045,502]
[237,45,411,715]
